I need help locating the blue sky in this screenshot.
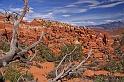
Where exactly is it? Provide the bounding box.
[0,0,124,26]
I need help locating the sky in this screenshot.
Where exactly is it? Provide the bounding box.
[0,0,124,26]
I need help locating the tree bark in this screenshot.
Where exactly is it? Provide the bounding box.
[0,0,44,68]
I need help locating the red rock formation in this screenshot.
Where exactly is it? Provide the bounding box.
[0,17,117,65]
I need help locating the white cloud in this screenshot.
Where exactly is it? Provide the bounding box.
[105,20,115,22]
[52,8,88,14]
[79,9,88,13]
[9,7,34,13]
[25,11,54,21]
[91,1,124,8]
[75,21,95,24]
[7,7,50,21]
[66,0,124,11]
[73,0,99,6]
[65,4,77,7]
[9,8,22,12]
[29,7,34,13]
[58,11,124,26]
[66,21,96,26]
[62,14,71,17]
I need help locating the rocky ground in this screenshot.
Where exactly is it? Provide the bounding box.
[0,16,124,82]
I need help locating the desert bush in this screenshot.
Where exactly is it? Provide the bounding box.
[3,62,34,82]
[47,44,84,79]
[35,43,83,63]
[102,60,124,72]
[115,47,123,56]
[47,70,56,79]
[94,75,124,82]
[4,67,21,82]
[22,71,34,81]
[35,43,56,62]
[56,44,83,63]
[0,39,10,52]
[94,75,105,82]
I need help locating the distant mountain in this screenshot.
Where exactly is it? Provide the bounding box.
[88,21,124,30]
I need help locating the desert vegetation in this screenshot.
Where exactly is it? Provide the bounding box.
[0,0,124,82]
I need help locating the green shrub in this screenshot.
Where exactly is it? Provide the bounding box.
[94,75,105,82]
[4,67,21,82]
[57,44,83,63]
[36,44,56,62]
[4,63,34,82]
[115,47,123,57]
[102,60,124,72]
[35,43,83,63]
[47,70,56,79]
[22,71,34,81]
[47,44,83,79]
[0,41,10,52]
[94,76,124,82]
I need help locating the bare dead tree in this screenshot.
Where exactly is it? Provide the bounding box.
[0,9,20,23]
[0,0,45,68]
[55,45,77,77]
[50,49,92,82]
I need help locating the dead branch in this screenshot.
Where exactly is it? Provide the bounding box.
[51,49,92,82]
[74,49,92,70]
[29,49,38,62]
[55,46,77,77]
[0,0,44,68]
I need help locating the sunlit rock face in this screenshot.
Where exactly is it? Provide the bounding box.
[0,16,116,63]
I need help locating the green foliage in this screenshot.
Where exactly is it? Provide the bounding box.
[22,71,34,81]
[115,47,123,57]
[102,60,124,72]
[3,62,34,82]
[0,40,10,52]
[36,44,56,62]
[4,67,21,82]
[94,75,105,82]
[94,75,124,82]
[35,43,83,63]
[47,44,83,79]
[47,70,56,79]
[57,44,83,63]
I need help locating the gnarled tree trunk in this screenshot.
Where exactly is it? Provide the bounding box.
[0,0,44,68]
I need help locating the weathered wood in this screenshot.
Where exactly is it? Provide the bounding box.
[51,49,92,82]
[0,0,44,68]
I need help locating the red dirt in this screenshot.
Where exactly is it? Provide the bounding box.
[29,62,54,82]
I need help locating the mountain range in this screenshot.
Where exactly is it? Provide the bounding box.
[88,21,124,30]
